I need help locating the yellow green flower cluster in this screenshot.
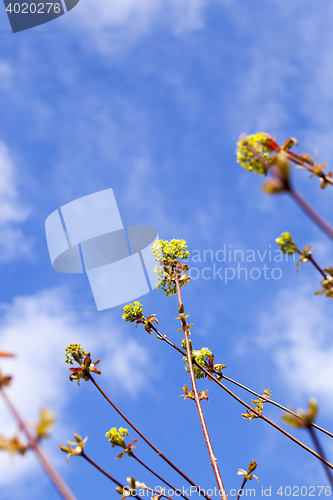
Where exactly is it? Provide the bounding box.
[65,344,88,365]
[0,436,27,455]
[59,434,88,463]
[152,239,190,263]
[105,427,129,448]
[237,460,259,482]
[282,398,318,428]
[65,345,101,385]
[181,340,212,381]
[152,239,190,296]
[236,132,272,175]
[122,302,144,323]
[35,408,56,439]
[275,232,299,255]
[116,477,141,499]
[316,267,333,298]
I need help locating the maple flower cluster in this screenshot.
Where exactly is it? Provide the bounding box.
[275,232,298,255]
[237,460,259,482]
[105,427,129,448]
[236,132,273,175]
[59,434,88,462]
[181,339,226,381]
[152,239,190,296]
[276,232,314,272]
[105,427,138,459]
[316,267,333,299]
[122,302,144,323]
[282,398,318,428]
[122,301,159,334]
[65,344,101,385]
[182,342,212,381]
[237,131,333,192]
[0,408,56,456]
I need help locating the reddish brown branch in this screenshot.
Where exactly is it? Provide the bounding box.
[289,188,333,241]
[81,451,141,499]
[150,324,333,469]
[88,375,212,500]
[0,387,77,500]
[236,478,247,500]
[307,427,333,487]
[174,276,228,500]
[132,453,189,500]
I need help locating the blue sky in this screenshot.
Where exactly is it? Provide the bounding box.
[1,0,333,498]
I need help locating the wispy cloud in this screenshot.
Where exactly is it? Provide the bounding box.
[0,287,153,489]
[228,1,333,147]
[69,0,212,53]
[257,282,333,410]
[74,0,207,32]
[0,142,31,262]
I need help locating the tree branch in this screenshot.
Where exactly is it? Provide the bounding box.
[0,387,77,500]
[174,275,228,500]
[307,427,333,487]
[81,451,141,499]
[149,324,333,469]
[236,478,247,500]
[289,187,333,241]
[88,375,212,500]
[151,324,333,440]
[132,452,189,500]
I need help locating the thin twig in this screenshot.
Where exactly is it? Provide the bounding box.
[307,254,327,280]
[132,453,189,500]
[308,427,333,487]
[151,325,333,440]
[244,138,333,187]
[289,187,333,241]
[88,375,212,500]
[304,253,333,294]
[236,478,247,500]
[220,373,333,440]
[174,275,228,500]
[149,324,333,469]
[198,369,333,470]
[141,484,175,500]
[285,151,333,187]
[243,141,333,240]
[0,387,77,500]
[81,451,141,499]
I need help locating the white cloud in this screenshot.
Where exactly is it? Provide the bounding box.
[69,0,211,53]
[0,227,31,262]
[228,1,333,219]
[257,283,333,410]
[229,1,333,146]
[0,287,154,490]
[0,142,31,262]
[74,0,207,32]
[231,30,294,137]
